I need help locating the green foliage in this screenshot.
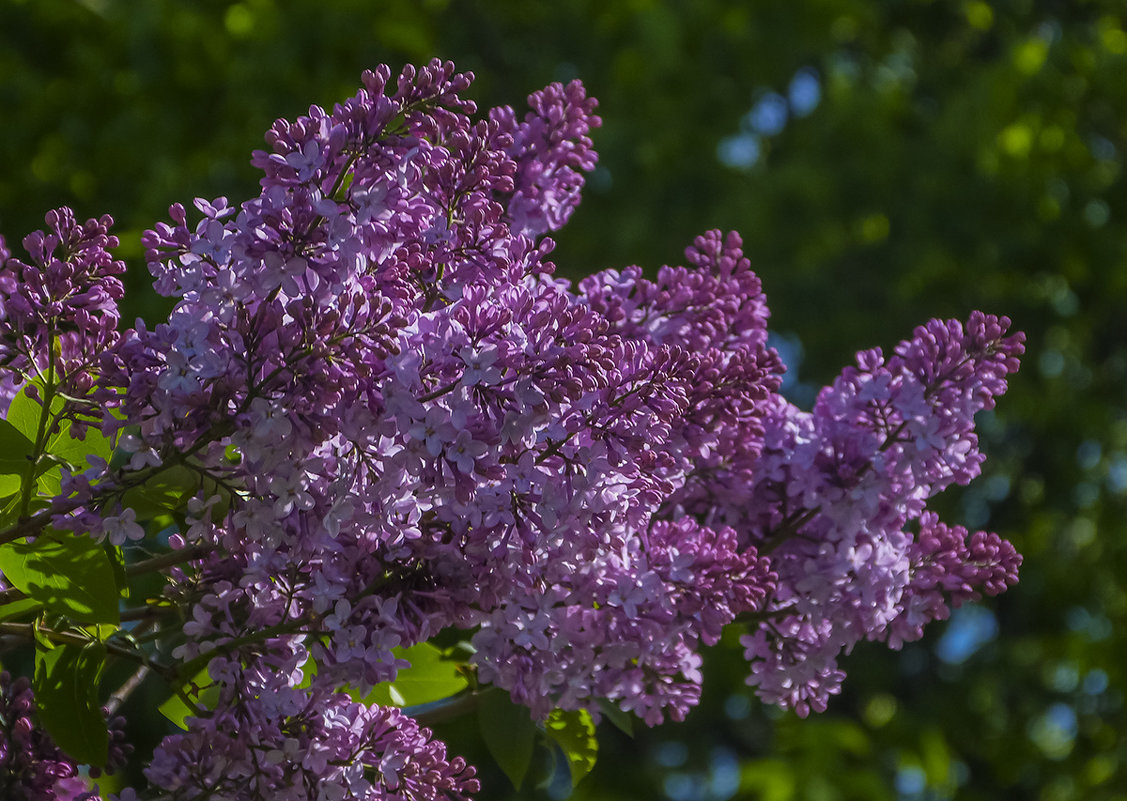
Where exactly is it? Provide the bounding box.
[1,380,112,502]
[158,666,219,731]
[0,533,121,624]
[0,596,44,622]
[0,418,34,497]
[119,463,207,523]
[478,690,538,789]
[296,641,471,709]
[34,641,109,766]
[383,642,470,707]
[544,709,599,788]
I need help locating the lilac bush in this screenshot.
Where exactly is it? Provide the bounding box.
[0,59,1023,799]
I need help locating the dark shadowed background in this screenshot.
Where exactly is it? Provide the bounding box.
[2,1,1125,798]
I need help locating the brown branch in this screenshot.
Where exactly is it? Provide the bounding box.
[126,544,214,577]
[105,664,151,715]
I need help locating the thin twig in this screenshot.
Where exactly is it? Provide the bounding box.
[105,664,150,715]
[126,544,214,577]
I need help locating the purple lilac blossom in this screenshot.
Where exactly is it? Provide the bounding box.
[0,59,1025,797]
[145,655,478,801]
[0,210,125,427]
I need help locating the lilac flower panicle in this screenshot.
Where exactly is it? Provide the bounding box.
[0,209,125,423]
[490,79,601,237]
[0,60,1025,798]
[732,314,1025,715]
[145,658,478,801]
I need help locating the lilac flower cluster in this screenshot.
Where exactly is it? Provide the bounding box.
[0,60,1024,797]
[146,654,477,801]
[0,209,124,420]
[731,315,1023,714]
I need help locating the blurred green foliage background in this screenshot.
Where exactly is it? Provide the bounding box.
[2,0,1126,798]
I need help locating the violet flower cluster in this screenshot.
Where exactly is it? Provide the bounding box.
[0,60,1023,798]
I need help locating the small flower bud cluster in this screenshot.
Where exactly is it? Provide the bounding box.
[0,209,124,422]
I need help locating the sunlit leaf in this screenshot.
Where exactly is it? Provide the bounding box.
[0,596,43,622]
[0,533,120,624]
[119,464,206,522]
[385,642,468,706]
[544,708,598,787]
[0,419,34,496]
[158,666,220,730]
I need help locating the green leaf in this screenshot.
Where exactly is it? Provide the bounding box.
[0,534,120,624]
[81,623,119,641]
[32,619,55,651]
[3,380,111,499]
[34,642,108,766]
[544,708,598,787]
[0,596,43,622]
[0,493,24,532]
[294,651,396,706]
[34,421,113,498]
[598,699,635,737]
[385,642,469,706]
[32,458,63,497]
[478,689,537,789]
[4,382,54,441]
[296,652,319,690]
[47,417,112,467]
[157,692,193,731]
[104,543,129,599]
[159,666,220,730]
[0,418,35,496]
[353,674,395,706]
[352,641,467,706]
[119,464,201,522]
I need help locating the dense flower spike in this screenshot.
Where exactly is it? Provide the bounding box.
[145,656,478,801]
[0,60,1024,798]
[732,314,1025,714]
[0,209,125,422]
